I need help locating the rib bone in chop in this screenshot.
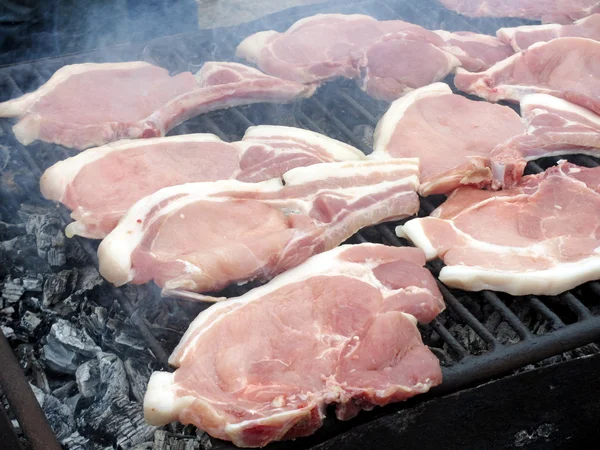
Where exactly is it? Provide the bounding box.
[491,94,600,189]
[40,126,364,239]
[144,243,444,448]
[0,61,314,150]
[98,159,420,295]
[454,37,600,115]
[371,82,525,196]
[398,162,600,296]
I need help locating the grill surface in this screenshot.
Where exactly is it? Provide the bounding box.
[1,0,600,449]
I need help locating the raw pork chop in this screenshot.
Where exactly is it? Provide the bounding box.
[144,243,444,447]
[0,61,314,150]
[371,83,525,196]
[454,38,600,114]
[237,14,461,101]
[497,14,600,51]
[434,30,514,72]
[40,126,364,239]
[98,159,420,294]
[491,94,600,189]
[237,14,422,84]
[439,0,600,24]
[398,162,600,295]
[358,31,461,101]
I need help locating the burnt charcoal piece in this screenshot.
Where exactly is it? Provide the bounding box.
[43,269,78,307]
[76,353,157,446]
[124,357,152,403]
[30,384,76,441]
[0,219,26,241]
[42,318,101,374]
[21,204,66,267]
[22,274,43,292]
[153,430,206,450]
[61,431,91,449]
[20,310,42,333]
[1,325,15,340]
[2,276,25,304]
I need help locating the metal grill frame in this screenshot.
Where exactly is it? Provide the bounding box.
[1,0,600,448]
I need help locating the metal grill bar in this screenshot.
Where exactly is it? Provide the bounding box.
[482,291,533,340]
[527,296,565,329]
[1,1,600,448]
[560,292,593,321]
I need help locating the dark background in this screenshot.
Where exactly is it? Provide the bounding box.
[0,0,199,66]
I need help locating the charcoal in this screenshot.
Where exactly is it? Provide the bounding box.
[22,274,43,292]
[32,360,51,393]
[0,306,14,315]
[115,326,147,351]
[445,323,487,356]
[21,205,66,267]
[496,321,520,345]
[15,343,36,371]
[1,234,40,266]
[30,383,76,441]
[53,380,78,400]
[61,431,91,449]
[20,310,42,332]
[131,443,153,450]
[1,325,15,339]
[2,276,25,303]
[43,269,78,307]
[80,394,155,448]
[42,319,101,374]
[0,219,26,240]
[196,430,213,449]
[124,357,152,403]
[77,353,128,400]
[74,266,104,293]
[153,430,168,449]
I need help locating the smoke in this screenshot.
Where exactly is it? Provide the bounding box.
[0,0,199,66]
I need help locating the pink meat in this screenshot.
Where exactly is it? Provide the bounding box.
[497,14,600,51]
[97,159,420,295]
[454,38,600,115]
[0,61,314,150]
[400,162,600,295]
[371,83,525,196]
[143,243,444,447]
[439,0,600,24]
[40,126,363,239]
[358,32,461,101]
[236,14,422,84]
[491,94,600,189]
[434,30,515,72]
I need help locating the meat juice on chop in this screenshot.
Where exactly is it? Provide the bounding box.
[370,82,525,196]
[97,159,420,295]
[454,37,600,115]
[144,243,444,448]
[497,14,600,51]
[398,162,600,296]
[0,61,315,149]
[40,126,364,239]
[491,94,600,189]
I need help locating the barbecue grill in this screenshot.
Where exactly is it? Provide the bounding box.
[1,0,599,449]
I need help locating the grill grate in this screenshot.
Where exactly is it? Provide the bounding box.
[1,0,600,448]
